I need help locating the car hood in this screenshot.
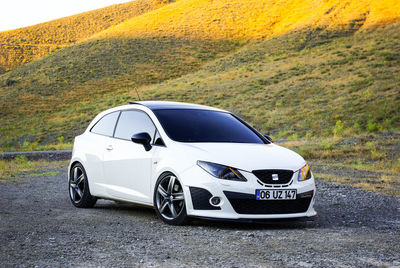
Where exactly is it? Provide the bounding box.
[179,142,306,172]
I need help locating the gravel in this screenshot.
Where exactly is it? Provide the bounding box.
[0,170,399,267]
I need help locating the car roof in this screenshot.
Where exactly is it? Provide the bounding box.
[129,101,227,112]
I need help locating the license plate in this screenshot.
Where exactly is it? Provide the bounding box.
[256,189,297,200]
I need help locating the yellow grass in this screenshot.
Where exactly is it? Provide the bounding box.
[0,0,399,151]
[315,172,400,198]
[2,0,399,72]
[0,0,172,71]
[92,0,400,41]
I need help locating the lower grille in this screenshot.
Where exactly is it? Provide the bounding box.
[223,190,313,214]
[189,187,220,210]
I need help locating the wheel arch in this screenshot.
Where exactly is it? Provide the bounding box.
[152,170,190,225]
[152,169,178,201]
[68,157,85,179]
[68,158,94,194]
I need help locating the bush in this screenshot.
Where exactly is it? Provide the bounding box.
[333,120,344,136]
[353,122,362,133]
[365,141,384,160]
[57,136,65,144]
[367,120,382,132]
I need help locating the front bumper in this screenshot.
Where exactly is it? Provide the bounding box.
[180,166,317,220]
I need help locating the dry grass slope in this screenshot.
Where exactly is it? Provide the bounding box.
[0,0,173,71]
[92,0,400,40]
[0,37,239,147]
[106,23,400,138]
[0,0,398,198]
[0,0,399,152]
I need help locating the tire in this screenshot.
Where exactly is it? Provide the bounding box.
[69,162,97,208]
[153,172,190,225]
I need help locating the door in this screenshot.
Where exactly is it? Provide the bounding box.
[103,110,157,204]
[86,111,120,197]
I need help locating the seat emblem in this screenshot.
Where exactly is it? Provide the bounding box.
[272,174,279,181]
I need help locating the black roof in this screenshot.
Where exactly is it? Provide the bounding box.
[129,101,223,111]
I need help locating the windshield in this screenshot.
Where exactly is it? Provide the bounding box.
[153,109,266,144]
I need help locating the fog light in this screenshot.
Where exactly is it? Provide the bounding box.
[210,196,221,206]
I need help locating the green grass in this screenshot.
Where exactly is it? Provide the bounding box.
[313,172,400,198]
[2,138,72,152]
[132,24,400,139]
[0,23,399,151]
[0,1,399,201]
[0,156,67,180]
[17,171,60,178]
[283,135,400,174]
[0,37,240,149]
[282,134,400,197]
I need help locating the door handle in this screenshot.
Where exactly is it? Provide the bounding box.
[106,145,113,151]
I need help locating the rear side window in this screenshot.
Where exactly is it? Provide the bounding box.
[114,110,156,141]
[90,111,120,137]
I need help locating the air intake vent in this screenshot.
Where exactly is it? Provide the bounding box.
[224,191,313,214]
[189,187,220,210]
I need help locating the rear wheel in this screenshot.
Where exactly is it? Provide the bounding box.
[154,172,190,225]
[69,163,97,208]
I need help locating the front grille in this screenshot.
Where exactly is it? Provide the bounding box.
[252,169,294,184]
[189,187,220,210]
[223,191,313,214]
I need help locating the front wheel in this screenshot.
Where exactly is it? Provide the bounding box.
[154,172,190,225]
[69,163,97,208]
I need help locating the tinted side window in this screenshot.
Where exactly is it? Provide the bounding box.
[90,111,120,136]
[114,110,156,141]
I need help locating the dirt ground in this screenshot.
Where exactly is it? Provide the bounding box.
[0,169,399,267]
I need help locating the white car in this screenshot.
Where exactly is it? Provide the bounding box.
[68,101,316,225]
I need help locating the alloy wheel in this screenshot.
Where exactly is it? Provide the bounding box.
[69,166,85,204]
[155,175,185,220]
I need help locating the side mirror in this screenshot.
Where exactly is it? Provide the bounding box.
[131,132,152,151]
[263,134,273,143]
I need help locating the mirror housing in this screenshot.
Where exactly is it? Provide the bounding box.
[131,132,152,151]
[263,134,273,143]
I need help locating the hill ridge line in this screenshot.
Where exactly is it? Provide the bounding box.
[0,0,175,71]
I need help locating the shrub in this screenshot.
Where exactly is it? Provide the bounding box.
[321,140,334,150]
[367,120,382,132]
[57,136,64,144]
[380,51,396,61]
[353,122,362,133]
[333,120,344,136]
[365,141,384,160]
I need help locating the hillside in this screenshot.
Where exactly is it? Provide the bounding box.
[0,0,173,72]
[138,24,400,138]
[0,0,399,152]
[0,37,239,147]
[92,0,400,40]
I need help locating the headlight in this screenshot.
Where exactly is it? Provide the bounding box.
[197,161,247,182]
[298,164,312,181]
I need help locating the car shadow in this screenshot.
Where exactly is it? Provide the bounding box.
[190,217,315,230]
[90,177,400,231]
[93,200,155,215]
[92,199,315,229]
